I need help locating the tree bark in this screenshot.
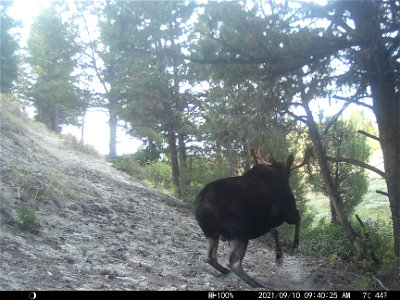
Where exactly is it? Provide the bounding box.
[164,99,181,196]
[80,111,86,145]
[348,0,400,258]
[330,200,338,225]
[108,99,118,158]
[299,78,368,256]
[178,133,188,198]
[167,126,181,197]
[169,18,188,198]
[51,103,61,133]
[372,69,400,259]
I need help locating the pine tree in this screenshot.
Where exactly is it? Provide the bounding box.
[26,5,84,132]
[0,2,19,94]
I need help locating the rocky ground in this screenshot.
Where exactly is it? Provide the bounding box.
[0,102,361,291]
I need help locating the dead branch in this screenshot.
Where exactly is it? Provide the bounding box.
[355,214,380,265]
[372,274,390,291]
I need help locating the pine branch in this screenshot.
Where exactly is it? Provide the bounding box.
[332,95,374,110]
[286,109,308,124]
[188,36,362,78]
[357,130,380,142]
[325,156,386,179]
[376,190,389,197]
[320,102,351,138]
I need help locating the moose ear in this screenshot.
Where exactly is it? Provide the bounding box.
[286,154,295,170]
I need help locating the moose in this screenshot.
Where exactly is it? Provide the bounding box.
[195,147,312,288]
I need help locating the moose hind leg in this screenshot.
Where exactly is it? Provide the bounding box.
[270,228,283,265]
[207,237,230,274]
[227,239,265,288]
[292,219,301,250]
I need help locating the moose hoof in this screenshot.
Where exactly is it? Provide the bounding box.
[275,256,283,266]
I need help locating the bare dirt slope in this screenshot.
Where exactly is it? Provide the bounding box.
[0,103,359,291]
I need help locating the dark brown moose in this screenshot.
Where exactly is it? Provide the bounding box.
[195,148,311,288]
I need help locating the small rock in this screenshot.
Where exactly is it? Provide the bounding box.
[65,257,75,264]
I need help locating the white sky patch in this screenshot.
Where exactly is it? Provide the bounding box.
[8,0,51,45]
[62,109,141,156]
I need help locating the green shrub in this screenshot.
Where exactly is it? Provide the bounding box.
[298,219,395,263]
[16,206,39,233]
[110,155,140,176]
[111,155,175,194]
[353,219,399,289]
[298,224,354,260]
[141,161,173,190]
[354,219,394,260]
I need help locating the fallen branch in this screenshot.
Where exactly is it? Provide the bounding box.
[372,274,389,291]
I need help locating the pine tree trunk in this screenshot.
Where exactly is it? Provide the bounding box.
[167,127,181,197]
[348,0,400,258]
[301,92,368,257]
[164,99,181,196]
[80,111,86,145]
[330,200,338,225]
[51,103,61,133]
[168,19,186,198]
[371,73,400,258]
[108,100,117,158]
[372,85,400,259]
[178,133,188,198]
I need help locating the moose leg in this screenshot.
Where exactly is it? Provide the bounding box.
[292,219,301,250]
[270,228,283,265]
[227,239,266,288]
[207,237,230,274]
